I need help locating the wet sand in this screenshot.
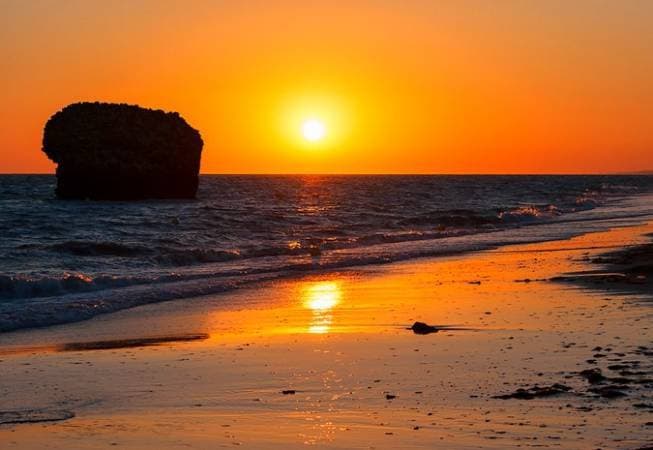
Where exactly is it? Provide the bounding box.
[1,222,652,449]
[554,231,653,297]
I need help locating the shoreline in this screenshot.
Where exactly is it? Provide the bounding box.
[1,221,653,449]
[3,191,653,334]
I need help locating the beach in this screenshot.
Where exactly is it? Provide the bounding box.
[4,1,653,447]
[2,220,652,449]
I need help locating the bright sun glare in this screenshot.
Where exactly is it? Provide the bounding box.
[301,119,326,142]
[304,282,341,311]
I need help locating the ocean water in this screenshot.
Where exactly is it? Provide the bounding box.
[1,174,652,332]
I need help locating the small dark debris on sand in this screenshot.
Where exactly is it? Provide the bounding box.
[574,347,653,400]
[408,321,470,335]
[633,403,653,409]
[281,390,296,395]
[579,368,606,384]
[588,385,629,398]
[0,409,75,425]
[493,384,572,400]
[410,322,440,334]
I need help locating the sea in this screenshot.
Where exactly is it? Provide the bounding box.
[1,174,652,332]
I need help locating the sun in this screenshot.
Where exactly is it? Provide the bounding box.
[301,119,326,142]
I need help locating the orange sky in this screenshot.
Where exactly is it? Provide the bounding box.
[1,0,652,174]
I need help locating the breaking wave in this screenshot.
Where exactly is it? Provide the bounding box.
[1,174,652,332]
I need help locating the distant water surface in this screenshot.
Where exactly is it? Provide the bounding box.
[1,174,652,332]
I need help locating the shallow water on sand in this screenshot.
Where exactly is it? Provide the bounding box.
[1,175,652,332]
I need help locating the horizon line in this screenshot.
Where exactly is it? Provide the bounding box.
[2,171,651,176]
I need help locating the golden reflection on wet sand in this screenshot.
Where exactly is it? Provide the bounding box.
[303,281,342,334]
[192,222,653,345]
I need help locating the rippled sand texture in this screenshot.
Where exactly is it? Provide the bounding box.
[1,222,652,449]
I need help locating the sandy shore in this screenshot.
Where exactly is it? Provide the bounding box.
[1,222,652,449]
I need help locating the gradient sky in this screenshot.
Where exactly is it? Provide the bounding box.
[1,0,652,174]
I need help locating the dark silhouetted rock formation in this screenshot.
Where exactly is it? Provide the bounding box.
[42,102,203,200]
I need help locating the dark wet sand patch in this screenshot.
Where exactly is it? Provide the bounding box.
[0,409,74,425]
[58,333,209,351]
[0,333,209,356]
[493,383,572,400]
[552,235,653,295]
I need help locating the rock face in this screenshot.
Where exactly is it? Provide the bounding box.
[42,102,203,200]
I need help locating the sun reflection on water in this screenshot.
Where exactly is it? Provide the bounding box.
[303,282,341,334]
